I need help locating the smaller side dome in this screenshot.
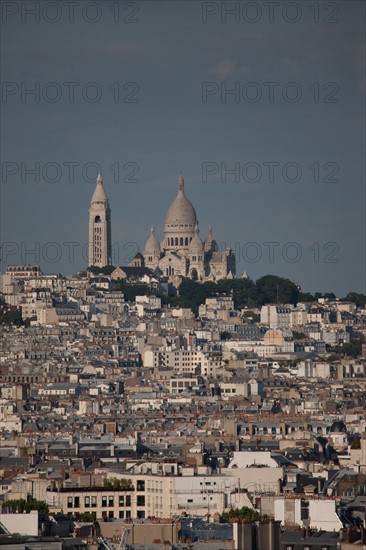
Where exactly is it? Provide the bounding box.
[189,224,203,254]
[144,225,161,255]
[330,421,347,433]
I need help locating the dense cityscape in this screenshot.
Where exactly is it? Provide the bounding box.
[0,175,366,550]
[1,0,364,548]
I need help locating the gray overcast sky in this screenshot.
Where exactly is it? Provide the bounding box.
[1,0,365,296]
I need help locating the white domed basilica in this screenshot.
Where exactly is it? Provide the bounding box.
[88,173,236,281]
[143,175,236,281]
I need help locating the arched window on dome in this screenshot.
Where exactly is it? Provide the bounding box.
[180,238,183,246]
[185,238,188,246]
[175,238,178,246]
[193,256,196,261]
[94,215,101,223]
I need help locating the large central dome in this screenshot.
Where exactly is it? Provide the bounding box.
[163,175,198,252]
[165,175,197,225]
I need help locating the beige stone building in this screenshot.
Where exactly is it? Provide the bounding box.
[46,486,141,520]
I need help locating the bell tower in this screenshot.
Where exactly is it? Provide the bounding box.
[88,174,112,267]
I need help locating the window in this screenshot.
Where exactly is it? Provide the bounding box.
[108,511,114,519]
[74,497,80,508]
[137,510,145,519]
[119,511,125,519]
[91,496,97,508]
[67,497,73,509]
[137,495,145,506]
[102,496,107,507]
[126,510,131,519]
[137,479,145,492]
[108,496,114,507]
[119,495,125,507]
[126,496,131,507]
[84,496,90,508]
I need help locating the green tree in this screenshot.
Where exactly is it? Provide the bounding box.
[292,331,306,340]
[242,311,260,322]
[113,282,153,302]
[191,269,198,281]
[298,292,315,302]
[5,498,49,514]
[194,364,202,375]
[256,275,299,305]
[334,338,364,358]
[78,512,96,522]
[233,279,259,308]
[323,292,336,300]
[345,292,366,308]
[177,280,210,315]
[349,437,361,449]
[88,265,115,275]
[0,310,24,325]
[222,506,264,522]
[103,477,132,489]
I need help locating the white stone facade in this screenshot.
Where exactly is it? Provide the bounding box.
[144,176,236,281]
[88,174,112,267]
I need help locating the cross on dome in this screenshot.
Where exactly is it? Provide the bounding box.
[178,174,184,194]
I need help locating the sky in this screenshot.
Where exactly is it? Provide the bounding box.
[1,0,365,296]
